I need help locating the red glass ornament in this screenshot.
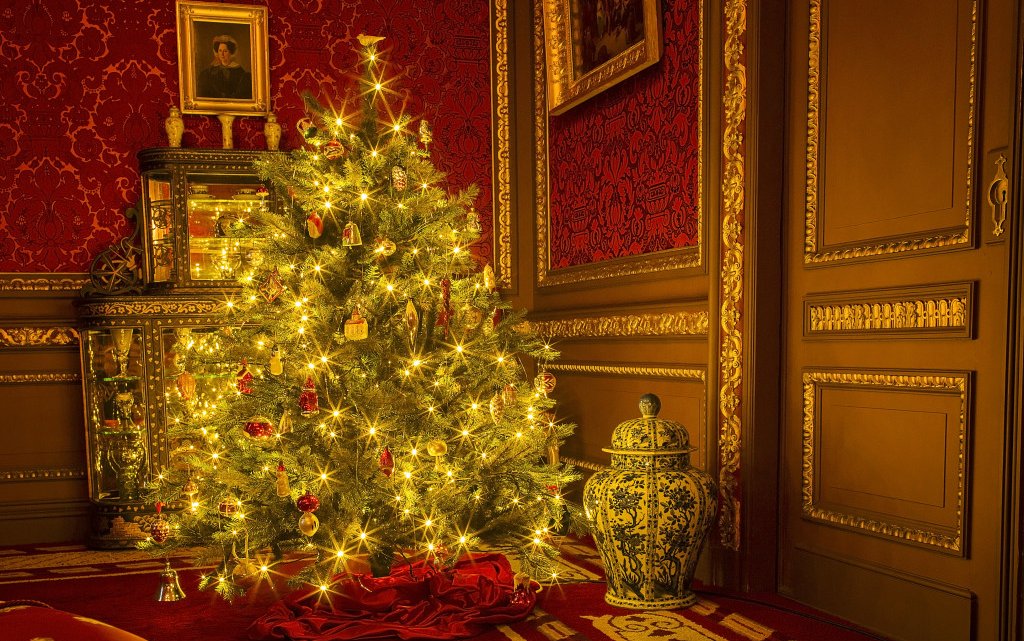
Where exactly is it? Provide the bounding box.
[151,501,170,544]
[296,490,320,513]
[307,211,324,239]
[299,376,319,415]
[244,416,274,439]
[379,446,394,477]
[236,359,254,394]
[535,371,557,395]
[218,495,240,517]
[491,307,503,329]
[324,139,347,159]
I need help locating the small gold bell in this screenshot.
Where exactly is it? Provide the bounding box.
[154,561,186,602]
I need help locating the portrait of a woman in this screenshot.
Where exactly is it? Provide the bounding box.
[196,34,252,100]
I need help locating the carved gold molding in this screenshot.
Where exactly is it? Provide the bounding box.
[0,327,80,348]
[718,0,747,551]
[546,362,706,382]
[802,370,968,553]
[533,1,704,287]
[0,468,87,482]
[807,289,971,337]
[558,455,607,473]
[529,311,709,339]
[492,0,513,288]
[76,298,222,317]
[0,372,81,384]
[0,273,88,292]
[803,0,977,263]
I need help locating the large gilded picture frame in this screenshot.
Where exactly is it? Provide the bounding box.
[176,1,270,116]
[542,0,663,115]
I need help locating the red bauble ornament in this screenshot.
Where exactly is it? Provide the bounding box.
[299,376,319,415]
[151,502,170,544]
[324,139,347,159]
[491,307,504,329]
[236,359,254,394]
[379,446,394,477]
[296,490,320,513]
[219,495,240,517]
[244,416,274,439]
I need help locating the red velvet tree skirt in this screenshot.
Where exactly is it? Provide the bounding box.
[249,553,536,641]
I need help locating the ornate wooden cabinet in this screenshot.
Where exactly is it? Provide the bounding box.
[76,149,279,548]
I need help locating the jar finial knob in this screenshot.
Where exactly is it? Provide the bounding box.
[639,393,661,418]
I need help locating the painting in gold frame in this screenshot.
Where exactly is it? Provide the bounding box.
[542,0,663,115]
[176,1,270,116]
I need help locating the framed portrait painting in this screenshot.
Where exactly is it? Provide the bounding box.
[543,0,663,115]
[176,1,270,115]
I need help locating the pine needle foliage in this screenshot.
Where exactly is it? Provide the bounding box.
[143,40,583,597]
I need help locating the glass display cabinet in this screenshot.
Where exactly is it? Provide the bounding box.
[77,149,279,548]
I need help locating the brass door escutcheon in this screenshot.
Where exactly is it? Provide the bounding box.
[989,154,1009,236]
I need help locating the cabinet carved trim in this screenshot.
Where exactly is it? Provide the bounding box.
[0,327,80,348]
[0,468,87,483]
[0,274,89,292]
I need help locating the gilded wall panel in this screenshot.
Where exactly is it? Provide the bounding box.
[802,370,968,554]
[804,282,974,338]
[803,0,978,263]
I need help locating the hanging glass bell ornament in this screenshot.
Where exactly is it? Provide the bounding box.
[154,561,186,602]
[307,211,324,238]
[535,371,557,396]
[278,408,293,434]
[342,221,362,246]
[299,376,319,416]
[374,237,397,257]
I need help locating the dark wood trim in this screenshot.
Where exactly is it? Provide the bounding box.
[1001,3,1024,638]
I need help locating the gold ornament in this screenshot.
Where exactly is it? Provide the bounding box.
[298,511,319,536]
[375,237,397,257]
[183,478,198,498]
[276,463,291,498]
[269,347,284,376]
[482,264,496,292]
[344,309,369,341]
[342,221,363,246]
[405,300,419,349]
[426,440,447,457]
[357,34,385,46]
[278,408,293,434]
[232,557,260,587]
[535,371,557,396]
[176,370,196,401]
[489,391,504,424]
[218,495,240,517]
[419,119,433,147]
[501,384,517,406]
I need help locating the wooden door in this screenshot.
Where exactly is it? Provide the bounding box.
[780,1,1019,639]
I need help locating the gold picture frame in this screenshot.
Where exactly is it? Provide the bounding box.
[542,0,663,115]
[176,1,270,116]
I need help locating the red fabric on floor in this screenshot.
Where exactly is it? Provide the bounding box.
[249,553,534,641]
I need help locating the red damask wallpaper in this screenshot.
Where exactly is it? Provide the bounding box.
[547,0,701,269]
[0,0,492,273]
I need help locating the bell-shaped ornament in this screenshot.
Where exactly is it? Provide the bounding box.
[342,221,362,246]
[154,561,186,602]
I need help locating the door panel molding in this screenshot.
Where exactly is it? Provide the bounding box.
[803,0,978,264]
[529,309,709,339]
[803,281,974,338]
[802,369,970,554]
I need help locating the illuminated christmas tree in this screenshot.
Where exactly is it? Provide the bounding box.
[147,38,581,598]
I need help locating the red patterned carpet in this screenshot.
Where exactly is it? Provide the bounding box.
[0,539,886,641]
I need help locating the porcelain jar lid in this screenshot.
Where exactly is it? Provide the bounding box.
[602,393,694,456]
